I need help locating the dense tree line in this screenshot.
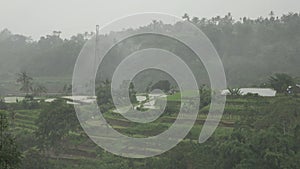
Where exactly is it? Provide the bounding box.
[1,12,300,93]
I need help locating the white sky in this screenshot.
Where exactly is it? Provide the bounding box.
[0,0,299,39]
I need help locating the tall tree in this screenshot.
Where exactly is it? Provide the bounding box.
[182,13,190,21]
[96,80,114,113]
[35,100,79,151]
[16,71,33,95]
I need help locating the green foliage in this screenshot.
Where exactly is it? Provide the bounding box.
[0,99,6,110]
[0,112,22,169]
[2,94,300,168]
[268,73,295,93]
[2,13,300,93]
[214,126,300,169]
[129,82,137,103]
[35,100,79,150]
[256,97,300,134]
[164,100,181,115]
[16,71,33,95]
[199,85,211,109]
[228,88,242,96]
[21,147,50,169]
[96,80,114,113]
[211,97,300,169]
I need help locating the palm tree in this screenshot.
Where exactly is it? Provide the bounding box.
[228,88,242,96]
[268,73,295,93]
[16,71,33,95]
[182,13,190,21]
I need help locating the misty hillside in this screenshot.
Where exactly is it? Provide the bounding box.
[1,12,300,94]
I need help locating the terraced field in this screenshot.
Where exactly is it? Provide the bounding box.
[1,95,279,168]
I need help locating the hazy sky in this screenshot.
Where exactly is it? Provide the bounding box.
[0,0,299,39]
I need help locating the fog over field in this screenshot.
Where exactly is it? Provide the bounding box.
[1,1,300,169]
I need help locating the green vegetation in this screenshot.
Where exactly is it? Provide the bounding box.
[1,11,300,168]
[1,90,300,168]
[0,112,22,169]
[269,73,296,93]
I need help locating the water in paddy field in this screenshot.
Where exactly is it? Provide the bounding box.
[4,97,25,103]
[3,96,97,104]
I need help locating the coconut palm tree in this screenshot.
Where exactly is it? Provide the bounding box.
[182,13,190,21]
[16,71,33,95]
[228,88,242,96]
[268,73,295,93]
